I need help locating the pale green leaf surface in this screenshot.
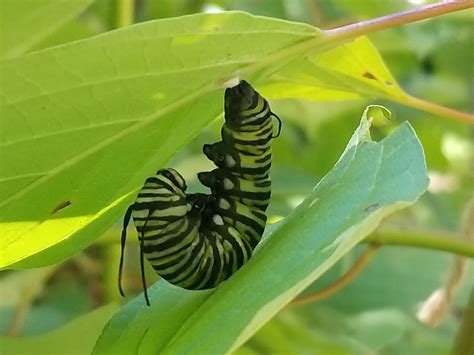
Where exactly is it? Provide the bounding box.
[0,303,118,355]
[261,36,407,102]
[0,0,93,59]
[93,113,428,354]
[0,12,318,268]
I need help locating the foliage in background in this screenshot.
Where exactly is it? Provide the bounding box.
[0,0,472,354]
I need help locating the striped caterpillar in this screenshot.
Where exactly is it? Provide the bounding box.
[119,80,281,305]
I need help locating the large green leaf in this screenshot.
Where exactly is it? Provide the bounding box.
[93,108,429,354]
[0,11,413,271]
[0,0,93,59]
[0,12,318,268]
[0,304,118,354]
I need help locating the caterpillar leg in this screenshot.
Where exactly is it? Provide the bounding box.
[203,142,224,164]
[203,142,239,170]
[197,170,217,189]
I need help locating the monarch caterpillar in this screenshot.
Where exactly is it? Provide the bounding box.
[119,80,281,305]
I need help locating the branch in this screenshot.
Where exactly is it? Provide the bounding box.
[392,94,474,125]
[324,0,474,40]
[363,228,474,258]
[99,226,474,258]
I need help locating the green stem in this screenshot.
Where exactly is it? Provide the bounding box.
[364,229,474,258]
[452,288,474,355]
[393,94,474,125]
[114,0,135,28]
[99,226,474,258]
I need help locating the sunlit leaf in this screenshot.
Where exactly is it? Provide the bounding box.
[0,12,317,268]
[261,36,406,101]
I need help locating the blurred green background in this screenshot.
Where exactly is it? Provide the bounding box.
[1,1,472,354]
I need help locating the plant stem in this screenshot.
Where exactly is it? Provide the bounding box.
[244,0,474,76]
[323,0,474,40]
[452,288,474,355]
[394,94,474,125]
[98,226,474,258]
[364,228,474,258]
[114,0,135,28]
[289,245,380,306]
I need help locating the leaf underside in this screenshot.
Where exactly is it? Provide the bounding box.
[93,109,428,354]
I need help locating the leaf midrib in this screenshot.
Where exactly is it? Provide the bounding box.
[0,80,219,209]
[1,59,256,107]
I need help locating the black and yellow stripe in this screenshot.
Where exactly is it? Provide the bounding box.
[119,80,280,305]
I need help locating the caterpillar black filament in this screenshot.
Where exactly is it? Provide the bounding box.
[119,80,281,305]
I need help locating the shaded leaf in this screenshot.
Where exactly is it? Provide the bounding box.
[93,110,428,354]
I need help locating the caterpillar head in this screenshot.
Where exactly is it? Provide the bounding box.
[224,80,259,126]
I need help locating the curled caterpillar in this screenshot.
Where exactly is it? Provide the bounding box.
[119,80,281,305]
